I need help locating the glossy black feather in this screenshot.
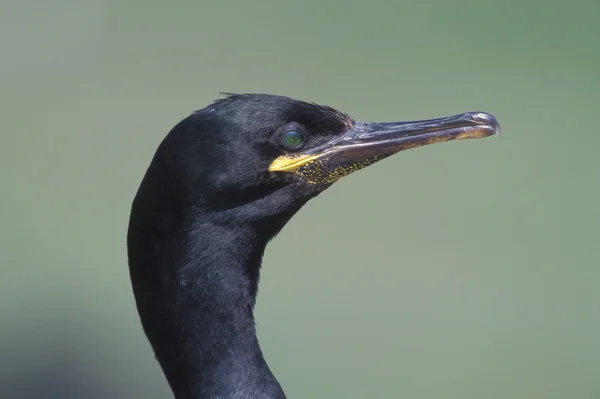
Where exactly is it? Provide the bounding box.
[127,94,350,398]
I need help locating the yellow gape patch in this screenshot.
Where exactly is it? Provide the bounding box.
[268,154,321,172]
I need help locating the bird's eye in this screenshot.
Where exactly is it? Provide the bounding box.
[280,130,305,150]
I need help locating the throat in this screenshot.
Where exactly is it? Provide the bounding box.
[128,219,286,399]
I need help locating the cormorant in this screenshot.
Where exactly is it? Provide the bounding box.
[127,93,499,399]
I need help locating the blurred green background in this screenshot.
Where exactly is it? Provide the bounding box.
[2,0,599,398]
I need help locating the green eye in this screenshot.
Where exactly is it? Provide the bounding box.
[280,130,305,150]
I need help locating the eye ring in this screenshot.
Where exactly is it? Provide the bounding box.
[279,129,306,151]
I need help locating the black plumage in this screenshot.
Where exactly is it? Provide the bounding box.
[127,94,498,398]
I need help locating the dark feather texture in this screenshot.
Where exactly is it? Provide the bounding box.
[127,94,349,398]
[127,93,498,398]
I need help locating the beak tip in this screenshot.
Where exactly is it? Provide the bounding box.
[466,112,501,137]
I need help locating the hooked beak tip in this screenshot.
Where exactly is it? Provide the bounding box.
[465,112,501,137]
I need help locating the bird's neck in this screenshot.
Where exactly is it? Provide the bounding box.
[129,217,286,399]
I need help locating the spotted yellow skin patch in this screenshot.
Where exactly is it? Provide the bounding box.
[293,156,387,184]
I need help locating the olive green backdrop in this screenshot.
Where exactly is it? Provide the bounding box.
[2,0,599,398]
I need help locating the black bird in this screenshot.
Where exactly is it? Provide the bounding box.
[127,94,499,399]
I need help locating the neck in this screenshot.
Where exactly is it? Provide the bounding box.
[128,210,286,398]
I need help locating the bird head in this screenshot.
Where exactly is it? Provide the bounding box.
[144,93,498,233]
